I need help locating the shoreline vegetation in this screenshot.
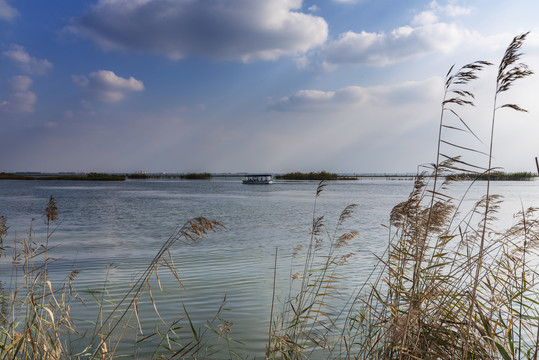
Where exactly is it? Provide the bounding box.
[446,171,536,181]
[275,171,358,180]
[1,171,536,181]
[0,172,213,181]
[125,172,213,180]
[0,172,126,181]
[1,33,539,359]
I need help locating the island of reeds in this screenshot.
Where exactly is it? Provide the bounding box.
[446,171,536,181]
[126,172,212,179]
[276,171,358,180]
[0,172,126,181]
[0,172,215,181]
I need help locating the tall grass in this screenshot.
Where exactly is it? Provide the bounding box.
[267,180,359,358]
[266,32,538,360]
[0,201,226,359]
[0,197,78,359]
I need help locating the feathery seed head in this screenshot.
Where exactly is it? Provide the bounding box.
[0,216,7,239]
[45,196,59,223]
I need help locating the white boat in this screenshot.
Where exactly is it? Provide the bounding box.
[242,174,273,184]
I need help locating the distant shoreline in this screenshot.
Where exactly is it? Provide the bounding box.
[1,171,536,181]
[0,172,125,181]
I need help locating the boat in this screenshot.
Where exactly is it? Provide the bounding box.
[242,174,273,184]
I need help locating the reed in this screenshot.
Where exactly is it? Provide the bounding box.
[276,171,358,181]
[447,171,536,181]
[0,199,225,359]
[125,173,213,180]
[338,32,537,360]
[265,32,538,360]
[0,197,77,359]
[267,180,360,359]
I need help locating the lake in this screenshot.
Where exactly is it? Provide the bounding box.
[1,177,538,357]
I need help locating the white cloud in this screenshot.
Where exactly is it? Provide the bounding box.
[6,74,32,92]
[269,77,441,112]
[308,5,320,12]
[3,45,53,75]
[69,0,328,61]
[0,75,37,113]
[320,21,469,67]
[412,10,438,26]
[271,89,339,111]
[411,1,471,26]
[0,0,18,21]
[429,0,471,17]
[72,70,144,102]
[310,1,474,69]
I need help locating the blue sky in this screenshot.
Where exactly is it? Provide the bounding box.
[1,0,538,174]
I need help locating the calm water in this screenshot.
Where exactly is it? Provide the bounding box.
[0,177,538,357]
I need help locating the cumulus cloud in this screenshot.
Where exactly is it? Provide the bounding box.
[428,0,471,17]
[6,75,32,92]
[72,70,144,102]
[0,75,37,113]
[268,77,441,113]
[412,1,471,25]
[68,0,328,61]
[0,0,18,21]
[316,1,473,68]
[320,22,469,67]
[3,45,53,75]
[411,10,439,26]
[270,87,361,112]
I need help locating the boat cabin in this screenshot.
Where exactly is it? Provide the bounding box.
[242,174,273,184]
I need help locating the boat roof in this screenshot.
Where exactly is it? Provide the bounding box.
[244,174,272,177]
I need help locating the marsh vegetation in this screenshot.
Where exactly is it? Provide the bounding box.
[126,173,213,180]
[446,171,536,181]
[276,171,358,181]
[0,173,126,181]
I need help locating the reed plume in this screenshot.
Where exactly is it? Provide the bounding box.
[338,32,537,360]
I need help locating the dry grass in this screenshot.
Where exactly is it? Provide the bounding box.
[338,32,537,360]
[0,197,77,359]
[266,32,538,360]
[0,202,225,359]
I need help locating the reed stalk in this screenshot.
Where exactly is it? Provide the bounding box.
[465,31,534,357]
[0,198,225,359]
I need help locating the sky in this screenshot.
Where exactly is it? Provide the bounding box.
[1,0,539,174]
